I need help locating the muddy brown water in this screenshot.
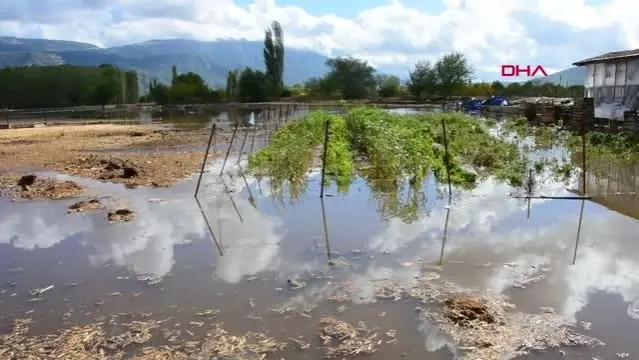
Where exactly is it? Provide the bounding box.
[2,149,639,359]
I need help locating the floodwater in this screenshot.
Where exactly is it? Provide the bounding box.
[3,129,639,359]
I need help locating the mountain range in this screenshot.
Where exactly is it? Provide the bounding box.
[0,36,586,87]
[0,36,330,87]
[531,66,586,86]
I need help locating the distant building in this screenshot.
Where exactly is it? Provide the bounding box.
[573,49,639,120]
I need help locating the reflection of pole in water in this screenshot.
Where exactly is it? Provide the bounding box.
[240,170,257,209]
[194,197,223,256]
[320,197,333,264]
[257,177,263,196]
[527,169,533,219]
[572,199,586,265]
[439,197,452,266]
[572,116,587,265]
[222,179,244,223]
[218,195,222,244]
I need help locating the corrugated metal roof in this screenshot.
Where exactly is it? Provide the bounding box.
[573,49,639,66]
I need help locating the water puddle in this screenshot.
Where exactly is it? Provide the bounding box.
[2,112,639,359]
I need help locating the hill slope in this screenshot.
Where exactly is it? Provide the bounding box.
[0,37,330,86]
[533,66,586,86]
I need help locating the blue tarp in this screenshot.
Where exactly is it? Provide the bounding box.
[459,96,510,112]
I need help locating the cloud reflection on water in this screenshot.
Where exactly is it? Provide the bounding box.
[0,159,285,283]
[5,160,639,340]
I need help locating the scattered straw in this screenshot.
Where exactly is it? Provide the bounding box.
[319,317,381,358]
[425,294,604,360]
[198,323,287,359]
[0,318,287,360]
[0,319,111,360]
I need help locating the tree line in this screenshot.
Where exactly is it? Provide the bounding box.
[300,53,584,100]
[0,22,585,109]
[0,64,139,109]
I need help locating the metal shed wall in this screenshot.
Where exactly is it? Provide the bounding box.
[584,59,639,120]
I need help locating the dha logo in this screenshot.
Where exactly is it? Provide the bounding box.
[501,65,548,77]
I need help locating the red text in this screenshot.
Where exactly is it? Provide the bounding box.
[501,65,548,77]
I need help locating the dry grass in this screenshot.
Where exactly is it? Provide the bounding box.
[0,124,230,188]
[58,153,212,188]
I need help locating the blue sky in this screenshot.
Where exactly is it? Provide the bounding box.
[0,0,636,81]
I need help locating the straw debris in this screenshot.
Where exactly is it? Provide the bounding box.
[105,320,159,349]
[0,318,287,360]
[68,199,103,213]
[425,294,604,360]
[0,319,112,359]
[444,296,496,326]
[319,317,381,358]
[197,323,287,359]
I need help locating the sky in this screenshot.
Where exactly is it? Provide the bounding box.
[0,0,637,81]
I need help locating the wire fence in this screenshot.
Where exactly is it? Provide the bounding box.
[3,100,631,264]
[190,103,621,264]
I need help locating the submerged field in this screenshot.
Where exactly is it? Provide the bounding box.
[2,107,639,359]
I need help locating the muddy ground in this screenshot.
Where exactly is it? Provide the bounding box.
[0,124,234,192]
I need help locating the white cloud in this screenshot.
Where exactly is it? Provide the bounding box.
[0,0,636,78]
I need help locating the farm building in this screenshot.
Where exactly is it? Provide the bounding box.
[573,49,639,120]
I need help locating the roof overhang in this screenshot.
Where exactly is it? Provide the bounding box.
[573,49,639,66]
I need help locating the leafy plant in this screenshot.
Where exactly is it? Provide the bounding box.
[248,107,532,222]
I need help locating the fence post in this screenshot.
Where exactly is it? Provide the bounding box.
[194,123,216,197]
[250,113,259,155]
[4,108,8,127]
[441,118,453,196]
[264,109,270,144]
[237,124,250,164]
[581,113,587,196]
[320,119,330,198]
[220,121,239,176]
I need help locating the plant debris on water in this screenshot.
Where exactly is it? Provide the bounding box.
[333,271,603,360]
[0,317,287,360]
[319,317,384,358]
[425,294,604,360]
[68,198,103,213]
